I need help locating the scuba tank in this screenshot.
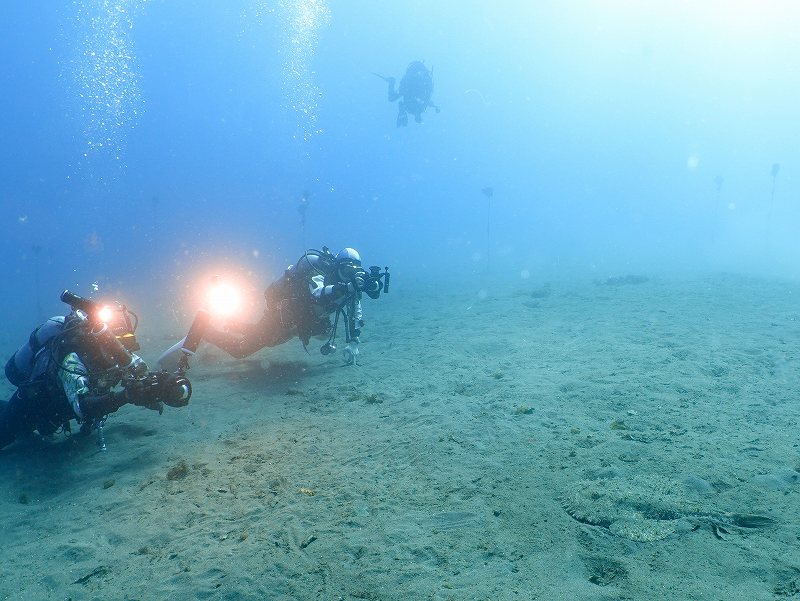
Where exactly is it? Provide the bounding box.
[4,316,67,387]
[264,248,336,328]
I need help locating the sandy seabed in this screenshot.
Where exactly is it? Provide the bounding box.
[1,273,800,600]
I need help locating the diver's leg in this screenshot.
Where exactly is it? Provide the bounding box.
[414,111,423,124]
[0,391,32,450]
[204,312,290,359]
[224,319,250,336]
[204,327,263,359]
[397,102,408,127]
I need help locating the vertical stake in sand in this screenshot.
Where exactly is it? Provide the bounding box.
[712,175,723,242]
[769,163,780,214]
[481,186,494,272]
[767,163,780,242]
[770,163,780,204]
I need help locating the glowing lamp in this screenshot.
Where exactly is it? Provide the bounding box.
[97,305,114,324]
[207,281,242,318]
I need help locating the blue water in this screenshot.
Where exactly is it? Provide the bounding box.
[3,2,799,341]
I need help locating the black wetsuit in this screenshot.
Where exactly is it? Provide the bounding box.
[0,388,76,449]
[204,260,381,359]
[1,316,145,450]
[385,61,439,127]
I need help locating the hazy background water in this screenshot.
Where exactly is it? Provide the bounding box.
[2,0,799,345]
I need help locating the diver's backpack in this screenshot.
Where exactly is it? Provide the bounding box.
[402,62,433,100]
[4,316,66,388]
[263,250,336,344]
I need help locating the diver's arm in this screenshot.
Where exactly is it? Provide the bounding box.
[80,384,168,419]
[0,392,30,450]
[57,352,92,420]
[363,275,381,300]
[58,352,139,419]
[309,274,328,299]
[310,275,353,302]
[79,390,129,420]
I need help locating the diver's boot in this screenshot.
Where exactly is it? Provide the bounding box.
[397,111,408,127]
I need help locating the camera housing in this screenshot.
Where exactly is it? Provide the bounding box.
[367,266,390,294]
[124,371,193,408]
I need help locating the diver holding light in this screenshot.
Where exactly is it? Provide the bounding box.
[167,247,389,366]
[156,275,240,373]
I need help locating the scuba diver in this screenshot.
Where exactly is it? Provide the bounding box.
[374,61,440,127]
[200,247,389,365]
[1,291,192,451]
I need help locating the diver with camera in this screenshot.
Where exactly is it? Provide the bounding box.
[200,247,389,365]
[1,291,192,451]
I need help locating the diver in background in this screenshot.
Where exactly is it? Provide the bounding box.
[375,61,440,127]
[203,247,389,365]
[1,292,191,451]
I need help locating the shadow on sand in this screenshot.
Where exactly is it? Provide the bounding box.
[195,358,316,390]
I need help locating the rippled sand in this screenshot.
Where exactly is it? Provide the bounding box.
[2,273,799,600]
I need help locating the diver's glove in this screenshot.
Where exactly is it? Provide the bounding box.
[344,273,366,294]
[128,354,149,377]
[363,277,380,294]
[335,278,364,296]
[79,390,134,420]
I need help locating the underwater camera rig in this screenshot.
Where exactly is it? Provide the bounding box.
[122,369,192,409]
[60,290,192,408]
[367,265,390,294]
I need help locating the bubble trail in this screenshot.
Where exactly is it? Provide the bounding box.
[68,0,147,163]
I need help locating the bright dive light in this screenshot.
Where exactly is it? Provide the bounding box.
[97,305,114,324]
[207,281,242,318]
